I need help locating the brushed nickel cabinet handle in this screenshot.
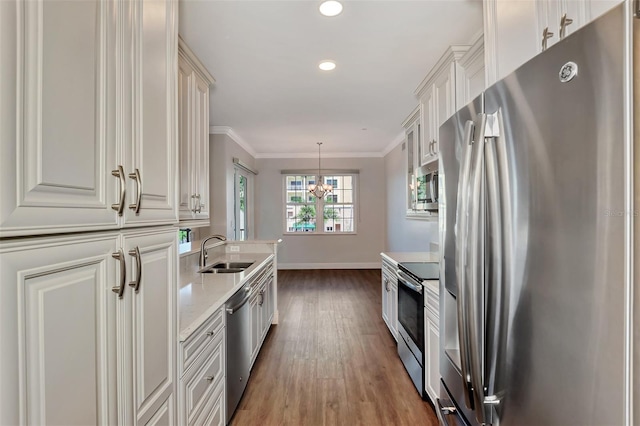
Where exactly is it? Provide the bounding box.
[204,375,215,382]
[195,194,202,213]
[559,13,573,39]
[191,194,198,213]
[111,166,126,216]
[128,168,142,213]
[128,246,142,292]
[206,330,214,337]
[111,250,126,298]
[542,27,554,51]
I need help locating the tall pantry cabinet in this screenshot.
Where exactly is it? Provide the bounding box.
[0,0,179,424]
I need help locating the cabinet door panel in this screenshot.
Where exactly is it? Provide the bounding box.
[123,228,177,426]
[125,0,177,226]
[178,57,195,220]
[0,0,118,237]
[194,74,210,220]
[0,234,119,425]
[420,89,435,165]
[426,315,440,404]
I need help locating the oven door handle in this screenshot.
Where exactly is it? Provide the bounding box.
[396,271,423,294]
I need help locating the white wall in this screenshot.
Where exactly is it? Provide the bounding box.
[255,157,385,269]
[209,133,256,238]
[384,141,438,252]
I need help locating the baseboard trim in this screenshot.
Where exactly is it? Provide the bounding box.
[278,262,380,270]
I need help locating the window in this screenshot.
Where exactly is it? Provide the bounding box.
[284,174,356,234]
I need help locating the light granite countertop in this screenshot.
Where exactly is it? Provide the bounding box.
[380,251,440,264]
[178,252,274,341]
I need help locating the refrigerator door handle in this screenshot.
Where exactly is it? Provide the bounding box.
[466,113,488,425]
[483,108,511,424]
[454,119,476,410]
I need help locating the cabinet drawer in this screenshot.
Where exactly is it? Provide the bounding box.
[183,332,225,425]
[181,307,224,375]
[194,379,224,426]
[381,258,396,277]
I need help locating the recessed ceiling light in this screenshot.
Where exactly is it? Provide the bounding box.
[318,61,336,71]
[319,0,343,17]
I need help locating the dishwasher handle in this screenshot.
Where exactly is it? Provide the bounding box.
[226,293,251,315]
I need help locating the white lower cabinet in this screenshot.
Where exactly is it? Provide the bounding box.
[121,228,178,425]
[250,263,275,368]
[381,257,398,340]
[0,227,178,425]
[179,307,226,426]
[424,281,440,405]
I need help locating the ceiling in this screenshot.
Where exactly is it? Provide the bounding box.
[179,1,483,157]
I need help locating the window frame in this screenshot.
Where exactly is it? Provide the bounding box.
[283,173,358,235]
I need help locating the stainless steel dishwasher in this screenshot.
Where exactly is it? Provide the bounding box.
[225,285,252,423]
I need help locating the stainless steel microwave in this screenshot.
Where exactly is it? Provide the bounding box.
[415,166,438,212]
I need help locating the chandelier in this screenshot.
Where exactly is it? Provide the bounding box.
[308,142,333,198]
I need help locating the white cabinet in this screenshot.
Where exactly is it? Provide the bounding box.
[415,46,469,167]
[484,0,623,85]
[0,226,177,425]
[122,0,179,228]
[179,308,226,426]
[458,34,486,107]
[0,0,178,237]
[0,234,119,425]
[381,257,398,340]
[424,280,440,405]
[121,227,178,425]
[249,261,275,367]
[178,37,215,224]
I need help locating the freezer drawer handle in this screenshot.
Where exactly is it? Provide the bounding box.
[435,398,457,426]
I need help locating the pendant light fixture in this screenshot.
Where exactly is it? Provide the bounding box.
[308,142,333,198]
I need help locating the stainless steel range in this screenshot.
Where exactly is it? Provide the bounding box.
[396,261,439,398]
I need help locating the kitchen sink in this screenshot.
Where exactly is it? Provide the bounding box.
[198,261,254,274]
[212,262,254,269]
[200,268,246,274]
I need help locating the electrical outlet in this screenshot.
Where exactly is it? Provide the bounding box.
[229,245,240,252]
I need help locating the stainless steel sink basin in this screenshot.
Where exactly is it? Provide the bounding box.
[212,262,254,269]
[200,268,245,274]
[198,261,254,274]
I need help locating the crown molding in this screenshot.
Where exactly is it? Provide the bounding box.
[255,151,384,159]
[381,131,407,157]
[209,126,258,158]
[178,35,216,85]
[414,45,471,98]
[210,126,399,159]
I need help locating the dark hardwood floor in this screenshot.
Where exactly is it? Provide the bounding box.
[230,269,438,426]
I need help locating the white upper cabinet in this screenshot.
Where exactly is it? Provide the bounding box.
[458,34,486,106]
[0,0,178,237]
[0,0,119,237]
[178,37,215,224]
[122,0,179,227]
[415,46,470,167]
[484,0,624,85]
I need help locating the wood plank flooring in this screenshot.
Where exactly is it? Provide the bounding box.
[230,269,438,426]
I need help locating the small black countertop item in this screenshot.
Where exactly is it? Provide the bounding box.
[398,262,439,282]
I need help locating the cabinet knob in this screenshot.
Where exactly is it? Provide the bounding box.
[204,375,215,382]
[206,330,214,336]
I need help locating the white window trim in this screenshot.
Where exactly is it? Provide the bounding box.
[282,173,358,235]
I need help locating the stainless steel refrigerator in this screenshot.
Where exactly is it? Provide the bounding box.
[438,3,636,425]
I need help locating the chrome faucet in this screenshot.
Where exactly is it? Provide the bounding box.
[199,234,227,267]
